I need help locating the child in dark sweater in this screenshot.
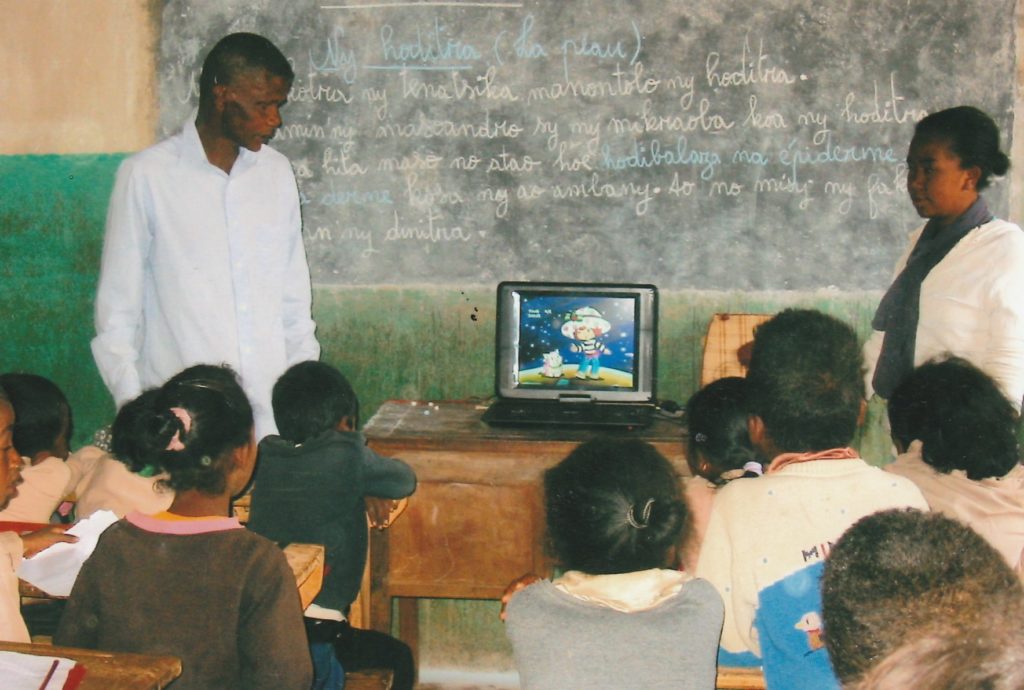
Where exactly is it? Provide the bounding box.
[247,361,416,690]
[55,364,311,690]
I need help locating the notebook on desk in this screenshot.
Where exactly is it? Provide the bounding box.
[481,281,658,429]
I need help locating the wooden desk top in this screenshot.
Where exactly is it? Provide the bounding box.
[364,399,689,482]
[0,641,181,690]
[19,539,324,610]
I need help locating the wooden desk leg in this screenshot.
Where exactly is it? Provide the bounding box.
[397,597,420,679]
[369,526,391,635]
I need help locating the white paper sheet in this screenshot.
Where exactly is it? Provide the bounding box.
[17,509,119,596]
[0,651,78,690]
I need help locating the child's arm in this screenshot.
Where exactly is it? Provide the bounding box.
[500,573,541,622]
[360,445,417,499]
[364,496,407,530]
[695,495,761,660]
[21,525,77,557]
[63,446,104,497]
[0,532,30,642]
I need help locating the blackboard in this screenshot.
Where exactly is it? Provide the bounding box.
[158,0,1016,290]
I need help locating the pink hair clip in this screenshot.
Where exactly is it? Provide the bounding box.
[166,406,192,451]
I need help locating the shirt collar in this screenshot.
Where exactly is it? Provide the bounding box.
[552,568,691,612]
[179,113,261,175]
[127,510,242,535]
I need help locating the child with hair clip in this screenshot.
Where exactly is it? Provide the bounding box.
[55,364,312,689]
[68,389,174,519]
[0,373,75,523]
[681,377,763,572]
[502,437,724,690]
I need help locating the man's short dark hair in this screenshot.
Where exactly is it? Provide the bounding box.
[821,508,1024,685]
[746,309,864,452]
[198,32,294,104]
[888,356,1020,479]
[272,361,359,444]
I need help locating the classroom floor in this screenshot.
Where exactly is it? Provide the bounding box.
[416,668,519,689]
[415,679,512,683]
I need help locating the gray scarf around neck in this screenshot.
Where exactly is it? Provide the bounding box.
[871,196,993,398]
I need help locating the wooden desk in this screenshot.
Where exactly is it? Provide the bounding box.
[19,541,323,610]
[284,542,325,610]
[0,641,181,690]
[363,400,687,655]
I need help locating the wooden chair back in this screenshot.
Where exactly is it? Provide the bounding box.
[700,313,772,386]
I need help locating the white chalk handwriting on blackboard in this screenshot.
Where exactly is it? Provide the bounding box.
[159,0,1014,289]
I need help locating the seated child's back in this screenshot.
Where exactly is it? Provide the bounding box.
[70,390,174,519]
[247,361,416,689]
[55,365,311,690]
[681,376,762,571]
[505,438,724,690]
[885,356,1024,572]
[695,310,927,690]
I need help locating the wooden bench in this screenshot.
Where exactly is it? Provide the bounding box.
[345,668,394,690]
[717,666,767,689]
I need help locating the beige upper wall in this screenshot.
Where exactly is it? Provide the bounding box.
[0,0,159,155]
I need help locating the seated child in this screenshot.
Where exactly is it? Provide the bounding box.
[681,376,762,571]
[821,508,1024,687]
[69,389,174,519]
[247,361,417,690]
[0,373,74,523]
[55,364,312,689]
[884,356,1024,571]
[503,438,724,690]
[0,386,76,641]
[694,309,927,689]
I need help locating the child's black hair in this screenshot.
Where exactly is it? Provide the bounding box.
[544,437,687,574]
[110,389,160,473]
[138,364,253,495]
[0,372,72,459]
[272,361,359,444]
[685,377,760,482]
[821,508,1023,685]
[888,356,1020,480]
[746,309,864,452]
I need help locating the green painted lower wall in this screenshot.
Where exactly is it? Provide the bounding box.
[4,153,901,671]
[1,154,122,445]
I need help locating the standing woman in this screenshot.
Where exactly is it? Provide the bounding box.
[864,106,1024,409]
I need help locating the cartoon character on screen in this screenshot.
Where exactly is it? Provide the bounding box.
[541,350,564,378]
[561,307,612,380]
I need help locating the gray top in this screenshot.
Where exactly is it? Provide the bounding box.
[505,576,724,690]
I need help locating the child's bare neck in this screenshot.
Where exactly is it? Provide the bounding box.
[169,490,232,518]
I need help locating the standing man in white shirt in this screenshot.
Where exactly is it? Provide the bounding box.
[92,33,320,439]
